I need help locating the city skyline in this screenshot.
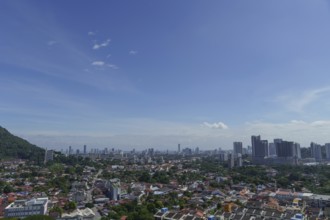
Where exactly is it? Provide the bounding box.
[2,1,330,149]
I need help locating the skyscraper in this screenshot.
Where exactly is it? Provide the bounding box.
[294,143,301,159]
[44,149,54,164]
[84,145,87,154]
[274,139,283,144]
[252,135,268,159]
[219,152,228,162]
[311,142,322,162]
[237,153,243,167]
[178,144,181,153]
[228,153,234,169]
[325,143,330,160]
[268,143,276,156]
[233,142,243,156]
[276,141,295,158]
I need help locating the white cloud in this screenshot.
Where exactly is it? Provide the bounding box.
[277,87,330,113]
[93,39,111,50]
[47,40,57,46]
[289,120,306,124]
[311,120,330,127]
[202,121,228,129]
[129,50,138,55]
[91,61,118,69]
[88,31,96,36]
[107,64,118,69]
[91,61,105,66]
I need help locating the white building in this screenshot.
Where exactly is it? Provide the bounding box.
[44,149,54,164]
[228,154,235,169]
[237,153,243,167]
[4,197,48,218]
[108,178,121,201]
[57,208,95,220]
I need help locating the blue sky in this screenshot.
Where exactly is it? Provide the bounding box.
[2,0,330,150]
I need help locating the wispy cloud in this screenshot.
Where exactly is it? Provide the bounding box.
[47,40,57,46]
[91,61,118,69]
[129,50,138,55]
[202,121,228,129]
[277,87,330,113]
[93,39,111,50]
[88,31,96,36]
[107,64,118,69]
[91,61,105,66]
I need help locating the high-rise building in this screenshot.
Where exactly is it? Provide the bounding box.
[237,153,243,167]
[219,152,228,162]
[276,141,295,158]
[247,145,252,155]
[83,145,87,154]
[274,139,283,144]
[178,144,181,153]
[262,140,269,157]
[252,135,268,159]
[69,146,72,155]
[233,142,243,156]
[268,143,276,156]
[311,142,322,162]
[294,143,301,159]
[273,140,301,165]
[44,149,54,164]
[228,154,235,169]
[325,143,330,160]
[148,148,154,156]
[107,178,121,201]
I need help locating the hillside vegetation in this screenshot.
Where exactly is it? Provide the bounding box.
[0,126,44,164]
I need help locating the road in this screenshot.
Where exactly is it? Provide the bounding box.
[86,169,103,220]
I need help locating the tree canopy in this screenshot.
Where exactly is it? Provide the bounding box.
[0,126,45,164]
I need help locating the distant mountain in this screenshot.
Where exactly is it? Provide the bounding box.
[0,126,45,164]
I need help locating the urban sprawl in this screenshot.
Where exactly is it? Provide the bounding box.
[1,135,330,220]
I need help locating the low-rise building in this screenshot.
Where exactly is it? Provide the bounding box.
[4,197,48,218]
[57,208,95,220]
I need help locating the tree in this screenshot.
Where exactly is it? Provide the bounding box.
[85,203,94,208]
[64,201,77,211]
[24,215,55,220]
[147,203,156,213]
[155,200,164,209]
[3,185,14,194]
[49,206,63,217]
[49,163,64,175]
[288,172,301,182]
[138,171,152,182]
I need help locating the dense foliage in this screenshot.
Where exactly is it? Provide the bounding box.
[0,126,45,164]
[2,215,54,220]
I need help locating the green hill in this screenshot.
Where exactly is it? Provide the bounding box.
[0,126,45,164]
